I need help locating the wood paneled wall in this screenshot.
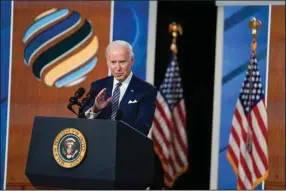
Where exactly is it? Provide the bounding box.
[265,5,285,190]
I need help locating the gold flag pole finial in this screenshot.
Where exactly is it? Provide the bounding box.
[249,17,262,55]
[169,22,183,55]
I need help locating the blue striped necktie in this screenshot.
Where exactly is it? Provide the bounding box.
[111,82,122,120]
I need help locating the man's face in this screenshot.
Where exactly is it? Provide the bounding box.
[106,46,134,81]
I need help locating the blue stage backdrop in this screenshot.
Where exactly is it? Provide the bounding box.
[113,1,149,81]
[1,1,12,189]
[218,5,270,189]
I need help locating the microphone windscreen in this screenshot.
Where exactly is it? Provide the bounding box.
[75,87,85,98]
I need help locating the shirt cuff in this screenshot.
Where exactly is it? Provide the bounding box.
[85,107,100,119]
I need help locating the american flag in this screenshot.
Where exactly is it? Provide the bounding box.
[226,54,268,190]
[149,54,188,188]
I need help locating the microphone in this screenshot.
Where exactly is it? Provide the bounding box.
[67,87,86,116]
[78,92,91,118]
[75,87,85,99]
[71,87,85,107]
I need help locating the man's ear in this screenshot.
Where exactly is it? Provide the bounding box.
[130,55,134,66]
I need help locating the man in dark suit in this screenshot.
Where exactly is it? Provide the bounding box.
[83,40,164,189]
[83,40,157,136]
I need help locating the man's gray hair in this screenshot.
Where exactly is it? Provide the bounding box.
[105,40,134,58]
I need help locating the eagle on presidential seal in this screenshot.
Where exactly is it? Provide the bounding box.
[61,137,79,159]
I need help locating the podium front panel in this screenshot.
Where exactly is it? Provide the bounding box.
[26,117,117,189]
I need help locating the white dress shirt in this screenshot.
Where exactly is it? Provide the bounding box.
[85,72,133,119]
[112,71,133,104]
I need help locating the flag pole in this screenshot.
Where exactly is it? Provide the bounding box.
[169,22,183,101]
[168,22,183,110]
[249,17,262,56]
[249,17,266,190]
[244,17,263,189]
[245,17,262,153]
[169,22,183,55]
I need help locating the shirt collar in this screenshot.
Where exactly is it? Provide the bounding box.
[113,71,133,87]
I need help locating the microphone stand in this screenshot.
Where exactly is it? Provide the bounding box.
[67,96,83,117]
[78,93,90,118]
[67,88,89,118]
[67,103,79,117]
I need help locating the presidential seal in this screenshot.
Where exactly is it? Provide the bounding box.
[53,128,87,168]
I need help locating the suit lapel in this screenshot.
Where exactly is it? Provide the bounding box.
[105,76,113,99]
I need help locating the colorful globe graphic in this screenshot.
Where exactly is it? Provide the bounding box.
[23,8,98,88]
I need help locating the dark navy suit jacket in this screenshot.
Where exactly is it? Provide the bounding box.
[83,74,157,136]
